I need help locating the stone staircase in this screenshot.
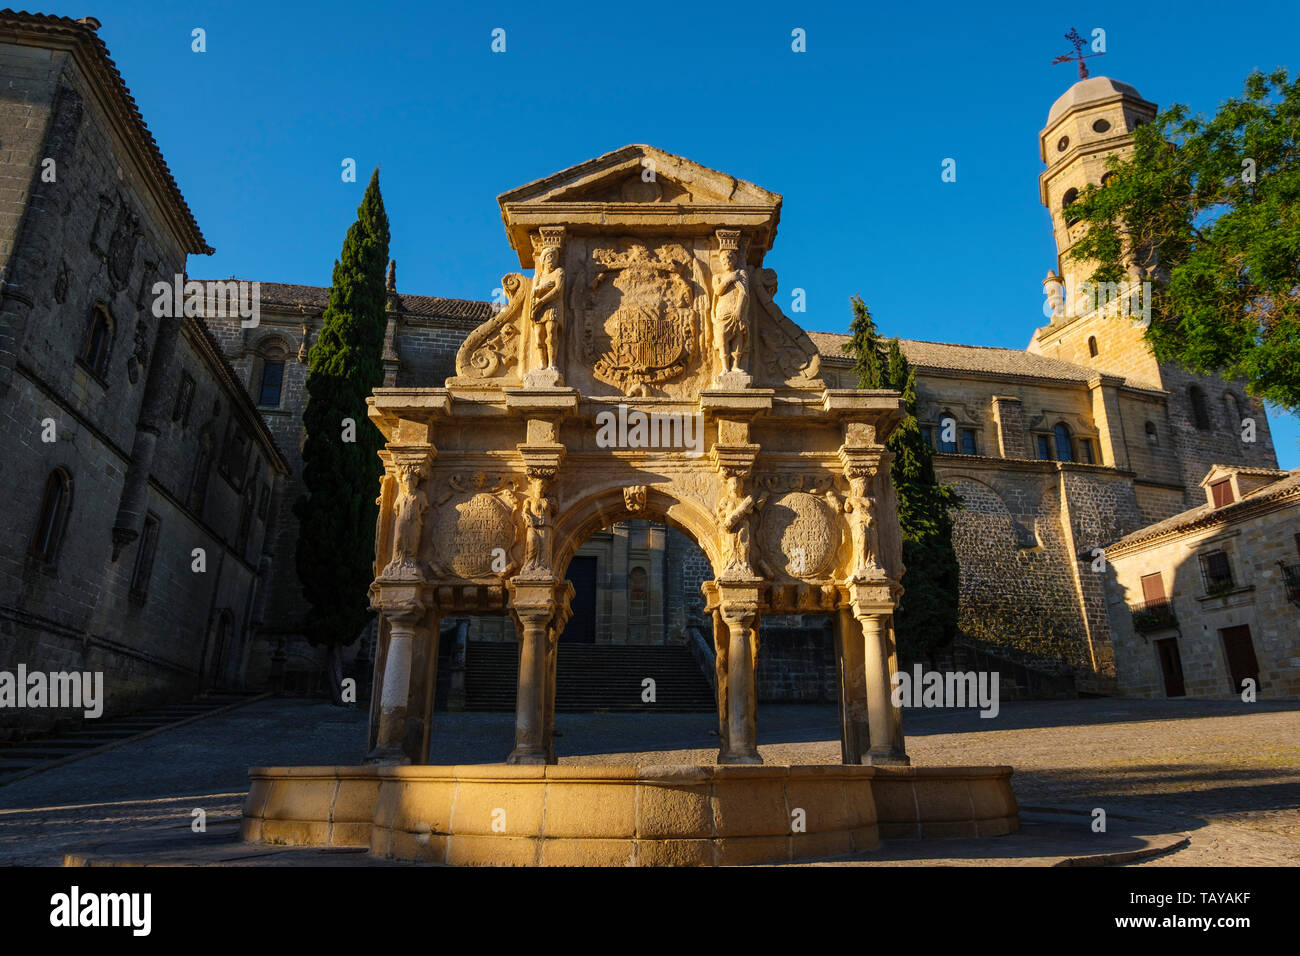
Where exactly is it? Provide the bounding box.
[0,691,262,783]
[461,641,715,713]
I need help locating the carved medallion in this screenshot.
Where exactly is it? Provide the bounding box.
[758,491,840,578]
[579,240,704,394]
[434,492,516,578]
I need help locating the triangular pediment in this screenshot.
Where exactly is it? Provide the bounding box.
[498,145,782,267]
[498,144,781,207]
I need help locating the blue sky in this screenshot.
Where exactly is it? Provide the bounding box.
[71,0,1298,466]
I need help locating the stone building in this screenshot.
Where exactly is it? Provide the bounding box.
[0,12,287,735]
[1102,466,1300,698]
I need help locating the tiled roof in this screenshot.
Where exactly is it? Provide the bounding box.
[0,10,208,253]
[1106,469,1300,553]
[809,331,1161,390]
[203,281,495,323]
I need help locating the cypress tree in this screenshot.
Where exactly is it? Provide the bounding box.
[293,169,391,702]
[842,301,962,657]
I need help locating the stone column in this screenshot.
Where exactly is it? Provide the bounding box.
[717,595,762,764]
[508,605,553,765]
[834,605,870,764]
[711,607,730,754]
[365,587,425,765]
[856,607,909,766]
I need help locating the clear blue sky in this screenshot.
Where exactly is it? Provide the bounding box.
[70,0,1298,466]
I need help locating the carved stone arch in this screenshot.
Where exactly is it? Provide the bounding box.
[552,484,723,580]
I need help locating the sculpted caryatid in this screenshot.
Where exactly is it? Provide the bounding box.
[842,475,883,578]
[522,485,555,573]
[385,465,428,578]
[529,245,564,371]
[711,248,749,375]
[717,473,757,576]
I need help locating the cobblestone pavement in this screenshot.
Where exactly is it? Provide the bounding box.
[1,696,1296,866]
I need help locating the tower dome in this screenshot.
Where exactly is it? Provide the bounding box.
[1046,76,1145,126]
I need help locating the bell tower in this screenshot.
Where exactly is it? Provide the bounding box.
[1029,76,1158,378]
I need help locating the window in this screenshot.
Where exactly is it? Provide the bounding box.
[30,469,71,563]
[1199,550,1234,594]
[82,304,113,378]
[1062,188,1080,224]
[1100,172,1115,187]
[959,429,977,455]
[236,487,255,553]
[1189,385,1211,430]
[258,361,285,407]
[1079,438,1095,464]
[173,373,195,425]
[1054,423,1074,462]
[1057,136,1070,152]
[129,514,161,600]
[1092,118,1111,133]
[258,484,270,521]
[190,431,214,514]
[1224,393,1241,432]
[1087,336,1099,357]
[1210,478,1235,508]
[1036,435,1052,461]
[1145,420,1158,444]
[221,421,250,488]
[919,425,933,449]
[1140,573,1167,604]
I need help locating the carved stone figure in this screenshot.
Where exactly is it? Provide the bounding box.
[383,463,429,579]
[842,475,883,578]
[717,473,757,576]
[711,247,750,376]
[522,482,555,573]
[529,244,564,371]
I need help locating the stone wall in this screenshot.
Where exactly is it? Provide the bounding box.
[0,39,281,734]
[756,621,837,702]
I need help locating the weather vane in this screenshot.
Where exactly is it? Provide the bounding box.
[1051,27,1104,79]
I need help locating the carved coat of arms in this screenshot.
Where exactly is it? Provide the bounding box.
[576,240,705,394]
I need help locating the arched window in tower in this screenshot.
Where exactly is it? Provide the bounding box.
[1062,188,1081,225]
[1189,385,1212,430]
[1145,420,1159,445]
[30,468,72,564]
[1100,172,1115,187]
[1054,423,1074,462]
[1087,335,1099,357]
[81,304,114,378]
[1224,392,1242,432]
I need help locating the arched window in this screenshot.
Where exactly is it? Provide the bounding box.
[1145,420,1159,445]
[1087,335,1099,357]
[1100,172,1115,187]
[938,413,958,454]
[1189,385,1211,430]
[255,342,287,408]
[1054,423,1074,462]
[82,304,114,378]
[1224,392,1242,431]
[1062,188,1081,225]
[30,468,72,563]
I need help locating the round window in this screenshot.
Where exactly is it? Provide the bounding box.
[1057,136,1070,152]
[1092,118,1111,133]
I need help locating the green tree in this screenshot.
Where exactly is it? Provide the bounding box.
[1067,69,1300,410]
[293,169,391,703]
[841,299,962,656]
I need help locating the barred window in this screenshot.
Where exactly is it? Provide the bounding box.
[129,514,161,600]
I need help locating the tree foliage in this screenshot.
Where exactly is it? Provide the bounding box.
[841,297,962,656]
[1068,69,1300,409]
[294,169,391,661]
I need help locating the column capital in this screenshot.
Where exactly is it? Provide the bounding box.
[369,581,428,624]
